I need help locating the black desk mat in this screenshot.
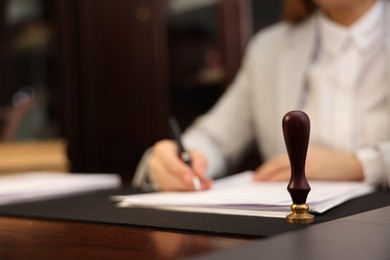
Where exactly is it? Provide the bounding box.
[0,188,389,237]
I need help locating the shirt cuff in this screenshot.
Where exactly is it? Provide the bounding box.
[131,148,161,192]
[183,132,227,179]
[355,147,384,186]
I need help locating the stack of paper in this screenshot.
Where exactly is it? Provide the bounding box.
[0,172,121,206]
[113,171,374,218]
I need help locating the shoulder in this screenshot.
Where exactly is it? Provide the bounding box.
[244,17,316,60]
[246,22,291,54]
[252,22,292,45]
[239,22,290,69]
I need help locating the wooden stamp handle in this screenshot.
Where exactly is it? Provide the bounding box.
[283,110,311,204]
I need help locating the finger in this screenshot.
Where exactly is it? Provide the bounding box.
[149,145,193,191]
[190,150,208,177]
[152,140,212,191]
[266,167,291,181]
[151,140,211,191]
[190,150,213,190]
[153,141,194,183]
[153,164,212,192]
[199,177,213,190]
[149,152,190,190]
[254,155,289,181]
[150,156,193,191]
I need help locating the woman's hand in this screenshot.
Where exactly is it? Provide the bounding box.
[253,145,364,181]
[148,139,212,191]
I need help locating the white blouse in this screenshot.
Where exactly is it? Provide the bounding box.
[304,0,389,184]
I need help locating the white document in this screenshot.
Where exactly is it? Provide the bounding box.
[0,172,121,205]
[113,171,375,218]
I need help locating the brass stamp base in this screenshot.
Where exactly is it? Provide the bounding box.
[286,203,315,224]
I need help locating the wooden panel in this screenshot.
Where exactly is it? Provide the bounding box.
[55,0,83,172]
[57,0,169,178]
[0,0,13,106]
[219,0,252,86]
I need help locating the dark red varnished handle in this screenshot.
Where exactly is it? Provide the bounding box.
[283,110,311,204]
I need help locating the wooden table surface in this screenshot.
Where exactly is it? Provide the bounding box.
[0,216,252,259]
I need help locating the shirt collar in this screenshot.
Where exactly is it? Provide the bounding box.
[318,0,384,56]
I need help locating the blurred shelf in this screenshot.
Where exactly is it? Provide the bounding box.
[0,139,69,174]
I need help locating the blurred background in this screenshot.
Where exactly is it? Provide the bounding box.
[0,0,283,182]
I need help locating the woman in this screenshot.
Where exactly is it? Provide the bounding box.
[133,0,390,191]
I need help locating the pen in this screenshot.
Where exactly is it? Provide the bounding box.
[168,117,202,191]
